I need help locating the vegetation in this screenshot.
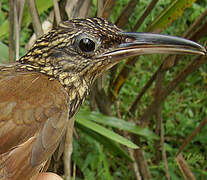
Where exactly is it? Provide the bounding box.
[0,0,207,179]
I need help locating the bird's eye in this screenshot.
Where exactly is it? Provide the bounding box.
[79,38,95,53]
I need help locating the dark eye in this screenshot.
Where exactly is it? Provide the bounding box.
[79,38,95,53]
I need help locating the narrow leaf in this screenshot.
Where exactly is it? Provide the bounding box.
[76,116,138,149]
[147,0,196,33]
[77,110,158,140]
[76,123,133,162]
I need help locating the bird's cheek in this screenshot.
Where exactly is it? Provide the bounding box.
[62,63,76,71]
[92,59,113,76]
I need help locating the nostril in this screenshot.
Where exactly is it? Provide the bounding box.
[125,37,134,43]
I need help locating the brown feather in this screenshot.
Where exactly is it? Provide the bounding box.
[0,71,69,179]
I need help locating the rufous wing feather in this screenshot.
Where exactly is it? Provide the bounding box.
[0,72,69,180]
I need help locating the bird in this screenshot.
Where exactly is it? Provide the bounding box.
[0,17,206,180]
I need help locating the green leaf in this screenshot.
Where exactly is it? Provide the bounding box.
[0,42,9,62]
[22,0,56,26]
[147,0,196,32]
[0,0,58,39]
[76,123,133,162]
[76,115,138,149]
[0,20,9,40]
[77,110,158,140]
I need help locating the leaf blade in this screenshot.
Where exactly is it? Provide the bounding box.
[77,110,158,140]
[147,0,196,32]
[76,115,138,149]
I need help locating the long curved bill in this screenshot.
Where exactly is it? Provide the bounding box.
[102,32,206,59]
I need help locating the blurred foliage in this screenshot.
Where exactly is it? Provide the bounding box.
[0,42,8,62]
[0,0,207,179]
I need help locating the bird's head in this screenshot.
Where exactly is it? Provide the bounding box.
[19,18,206,87]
